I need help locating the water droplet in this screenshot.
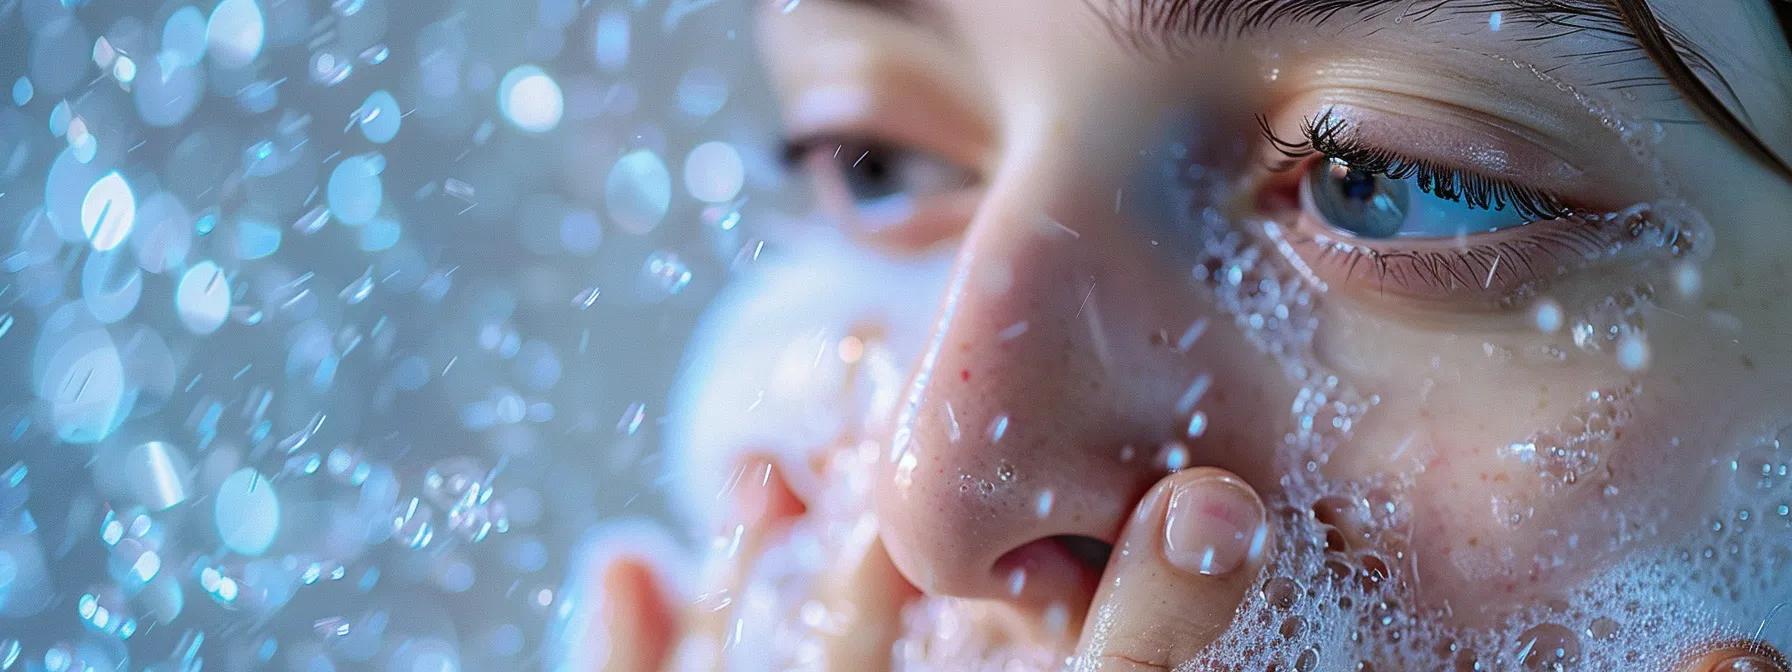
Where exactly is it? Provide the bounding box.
[1262,576,1300,610]
[1185,410,1208,438]
[1586,616,1619,640]
[1533,299,1563,333]
[976,416,1005,446]
[1514,622,1580,671]
[1295,647,1319,672]
[1615,331,1649,372]
[1161,442,1189,471]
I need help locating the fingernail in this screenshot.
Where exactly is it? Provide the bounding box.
[1162,475,1267,576]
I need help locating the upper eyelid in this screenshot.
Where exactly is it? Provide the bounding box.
[1260,110,1579,222]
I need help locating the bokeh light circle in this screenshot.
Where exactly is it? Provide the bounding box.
[683,141,744,203]
[175,260,230,335]
[80,171,137,251]
[206,0,267,68]
[604,150,671,235]
[497,65,562,134]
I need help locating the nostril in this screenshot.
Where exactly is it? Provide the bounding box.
[1056,535,1115,573]
[990,535,1115,611]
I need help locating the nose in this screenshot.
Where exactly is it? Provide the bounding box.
[872,118,1280,629]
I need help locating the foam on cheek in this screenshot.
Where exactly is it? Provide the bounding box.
[663,229,952,531]
[1151,76,1791,672]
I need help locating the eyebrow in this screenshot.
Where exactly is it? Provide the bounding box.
[1109,0,1729,93]
[802,0,1732,110]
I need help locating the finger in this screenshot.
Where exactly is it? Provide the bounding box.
[550,521,684,672]
[598,558,679,672]
[679,455,811,667]
[1072,467,1270,672]
[812,519,919,670]
[1681,641,1790,672]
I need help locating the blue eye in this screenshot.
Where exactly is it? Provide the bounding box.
[1303,158,1532,239]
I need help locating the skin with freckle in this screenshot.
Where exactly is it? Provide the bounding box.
[571,0,1792,670]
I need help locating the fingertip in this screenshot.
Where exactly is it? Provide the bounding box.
[1072,468,1270,671]
[600,558,679,672]
[550,520,687,672]
[1159,468,1269,578]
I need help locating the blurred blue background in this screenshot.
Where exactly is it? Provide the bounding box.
[0,0,784,668]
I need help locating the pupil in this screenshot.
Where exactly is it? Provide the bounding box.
[846,148,897,200]
[1338,168,1378,201]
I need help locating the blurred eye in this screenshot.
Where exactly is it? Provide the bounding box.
[1304,158,1532,240]
[783,137,976,236]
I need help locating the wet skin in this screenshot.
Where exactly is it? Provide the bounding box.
[568,0,1792,669]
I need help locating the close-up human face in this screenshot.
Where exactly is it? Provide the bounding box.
[620,1,1792,670]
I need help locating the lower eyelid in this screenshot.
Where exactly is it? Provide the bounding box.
[1286,211,1652,306]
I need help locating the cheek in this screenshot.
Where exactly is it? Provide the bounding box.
[1314,313,1717,620]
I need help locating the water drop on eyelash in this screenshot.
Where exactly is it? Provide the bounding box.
[1673,261,1702,300]
[1616,331,1651,372]
[1533,299,1564,334]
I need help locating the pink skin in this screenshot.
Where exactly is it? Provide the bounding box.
[603,0,1792,668]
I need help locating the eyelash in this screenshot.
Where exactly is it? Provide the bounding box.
[1257,108,1578,223]
[1249,109,1653,302]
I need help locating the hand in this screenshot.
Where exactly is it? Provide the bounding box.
[1067,467,1269,671]
[554,459,1788,672]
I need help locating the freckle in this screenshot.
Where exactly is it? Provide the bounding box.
[1468,536,1480,547]
[1492,473,1508,483]
[960,369,971,382]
